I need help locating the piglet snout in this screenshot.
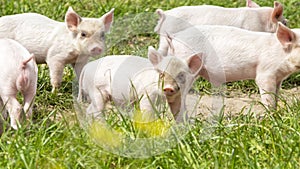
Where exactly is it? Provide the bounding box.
[91,47,102,55]
[163,85,179,96]
[164,87,175,95]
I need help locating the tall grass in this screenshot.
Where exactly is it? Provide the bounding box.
[0,0,300,168]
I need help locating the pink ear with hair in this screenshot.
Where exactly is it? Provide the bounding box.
[148,46,163,66]
[186,53,203,74]
[101,8,114,32]
[65,7,82,32]
[276,22,296,49]
[272,2,284,23]
[246,0,260,8]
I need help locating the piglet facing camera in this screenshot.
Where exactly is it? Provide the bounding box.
[0,7,114,92]
[0,38,38,130]
[77,47,202,123]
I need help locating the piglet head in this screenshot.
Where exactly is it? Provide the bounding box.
[276,23,300,68]
[65,7,114,57]
[148,46,202,121]
[148,48,180,101]
[148,46,202,94]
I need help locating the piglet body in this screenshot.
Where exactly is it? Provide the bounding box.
[167,23,300,108]
[78,47,202,122]
[0,38,38,129]
[0,7,114,92]
[155,2,286,55]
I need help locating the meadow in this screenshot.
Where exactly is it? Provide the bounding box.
[0,0,300,168]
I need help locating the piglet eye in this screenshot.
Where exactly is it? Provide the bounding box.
[282,20,288,26]
[176,72,186,84]
[81,32,87,38]
[100,32,105,39]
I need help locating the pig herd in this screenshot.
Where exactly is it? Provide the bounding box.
[0,0,299,130]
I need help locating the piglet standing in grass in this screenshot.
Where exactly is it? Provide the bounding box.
[166,23,300,108]
[0,38,38,130]
[155,1,287,55]
[77,47,202,122]
[0,7,114,92]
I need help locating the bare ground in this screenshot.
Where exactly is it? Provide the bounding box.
[186,86,300,118]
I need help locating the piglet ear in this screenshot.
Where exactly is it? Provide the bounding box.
[246,0,260,8]
[276,22,296,49]
[148,46,163,66]
[154,9,166,33]
[100,8,114,32]
[272,2,284,23]
[65,7,82,32]
[166,33,175,55]
[186,53,203,74]
[30,53,35,62]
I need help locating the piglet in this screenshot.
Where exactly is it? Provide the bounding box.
[77,47,202,122]
[0,7,114,92]
[155,1,287,55]
[167,23,300,108]
[0,38,38,129]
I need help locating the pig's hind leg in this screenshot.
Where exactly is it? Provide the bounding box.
[86,87,110,120]
[23,90,36,120]
[1,95,23,130]
[0,98,7,120]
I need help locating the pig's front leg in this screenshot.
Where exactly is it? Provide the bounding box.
[174,97,188,123]
[47,58,65,93]
[71,59,88,80]
[274,81,282,108]
[256,75,277,108]
[167,96,183,121]
[139,93,165,122]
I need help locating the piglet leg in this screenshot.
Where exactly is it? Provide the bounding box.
[256,75,277,108]
[2,96,23,130]
[47,59,65,93]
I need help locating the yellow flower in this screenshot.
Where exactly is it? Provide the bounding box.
[133,110,173,138]
[88,121,124,149]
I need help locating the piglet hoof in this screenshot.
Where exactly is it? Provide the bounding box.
[51,87,58,94]
[25,113,32,120]
[11,122,19,130]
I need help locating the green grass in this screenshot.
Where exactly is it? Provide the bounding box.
[0,0,300,168]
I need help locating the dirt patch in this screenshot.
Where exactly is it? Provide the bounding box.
[186,87,300,118]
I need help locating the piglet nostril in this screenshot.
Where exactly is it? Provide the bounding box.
[164,87,175,94]
[91,47,102,55]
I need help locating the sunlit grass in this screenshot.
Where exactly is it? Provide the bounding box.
[0,0,300,168]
